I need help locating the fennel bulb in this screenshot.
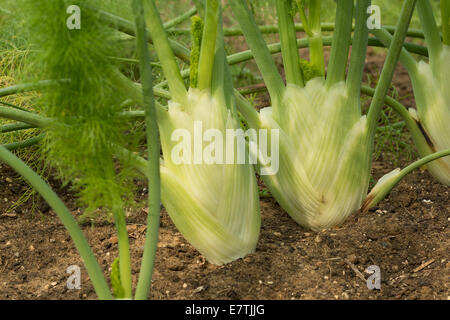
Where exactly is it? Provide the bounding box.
[409,45,450,185]
[158,89,260,265]
[257,79,371,230]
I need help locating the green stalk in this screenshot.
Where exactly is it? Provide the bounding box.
[370,28,419,77]
[367,0,417,138]
[164,7,197,29]
[111,69,171,102]
[226,37,427,68]
[0,106,51,127]
[3,134,44,151]
[211,8,236,114]
[0,146,112,299]
[396,149,450,180]
[361,148,450,212]
[0,79,172,109]
[229,0,285,107]
[132,0,161,301]
[222,36,236,115]
[347,0,370,109]
[326,0,354,87]
[277,0,304,86]
[152,87,172,100]
[197,0,220,91]
[189,16,204,88]
[169,24,427,39]
[361,85,434,159]
[146,0,187,104]
[111,205,132,299]
[154,36,428,90]
[0,122,34,133]
[416,0,443,72]
[307,0,325,75]
[295,0,311,35]
[0,100,29,112]
[442,0,450,45]
[192,0,206,18]
[107,56,163,69]
[105,73,168,119]
[238,85,267,96]
[0,102,158,131]
[0,80,68,98]
[93,8,190,64]
[234,90,261,129]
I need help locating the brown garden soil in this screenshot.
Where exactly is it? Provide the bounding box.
[0,50,449,300]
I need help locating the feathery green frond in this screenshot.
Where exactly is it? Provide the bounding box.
[20,0,139,211]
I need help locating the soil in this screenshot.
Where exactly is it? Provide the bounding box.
[0,51,448,300]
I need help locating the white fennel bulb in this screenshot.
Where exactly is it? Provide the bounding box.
[158,89,260,265]
[257,79,372,230]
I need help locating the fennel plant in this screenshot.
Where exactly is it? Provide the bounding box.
[230,0,431,230]
[129,0,261,265]
[0,0,448,300]
[372,0,450,185]
[0,0,162,300]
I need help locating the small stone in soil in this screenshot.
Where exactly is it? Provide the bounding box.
[347,254,358,264]
[192,286,204,294]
